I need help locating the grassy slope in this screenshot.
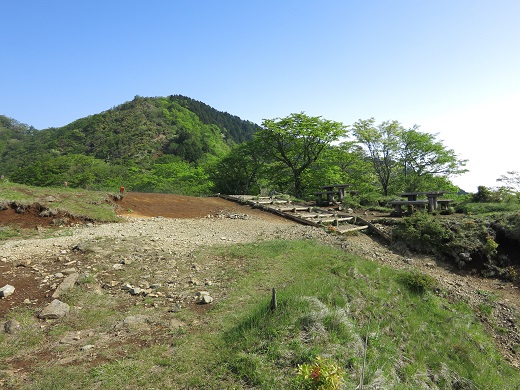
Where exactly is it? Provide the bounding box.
[1,240,518,389]
[0,181,120,222]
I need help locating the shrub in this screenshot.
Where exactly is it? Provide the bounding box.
[400,270,437,294]
[391,212,451,254]
[296,356,345,390]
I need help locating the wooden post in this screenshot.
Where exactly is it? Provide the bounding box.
[270,288,277,311]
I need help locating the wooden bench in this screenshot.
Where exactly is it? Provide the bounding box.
[437,199,453,210]
[390,200,428,216]
[315,191,340,205]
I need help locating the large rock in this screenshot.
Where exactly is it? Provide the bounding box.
[0,285,15,298]
[4,319,21,334]
[52,273,79,298]
[38,299,70,319]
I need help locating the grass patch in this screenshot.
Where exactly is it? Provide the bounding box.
[459,202,520,215]
[3,240,519,389]
[0,181,120,223]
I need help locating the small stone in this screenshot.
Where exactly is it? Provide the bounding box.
[201,295,213,304]
[168,318,185,330]
[38,299,70,319]
[4,319,21,334]
[195,291,210,298]
[118,315,150,330]
[0,285,15,298]
[52,273,79,298]
[129,287,141,295]
[17,259,31,267]
[80,344,95,351]
[168,304,182,313]
[112,264,124,270]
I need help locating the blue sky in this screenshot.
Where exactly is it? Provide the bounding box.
[2,1,519,192]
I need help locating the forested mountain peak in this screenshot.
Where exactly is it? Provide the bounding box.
[0,95,260,192]
[1,94,259,169]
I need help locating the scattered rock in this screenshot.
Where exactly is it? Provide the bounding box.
[0,285,15,298]
[52,273,79,298]
[4,319,21,334]
[39,210,53,217]
[168,318,185,330]
[60,331,82,344]
[196,291,213,304]
[116,315,150,330]
[38,299,70,319]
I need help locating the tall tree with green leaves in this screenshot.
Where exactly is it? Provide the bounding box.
[256,113,347,198]
[211,141,264,195]
[352,118,402,196]
[398,127,467,192]
[353,118,467,195]
[497,171,520,192]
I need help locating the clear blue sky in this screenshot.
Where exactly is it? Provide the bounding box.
[2,1,519,192]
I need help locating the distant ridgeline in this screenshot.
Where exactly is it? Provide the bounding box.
[0,95,260,193]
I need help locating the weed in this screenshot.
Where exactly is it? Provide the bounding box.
[399,270,436,294]
[296,356,345,389]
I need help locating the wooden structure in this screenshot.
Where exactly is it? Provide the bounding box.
[219,194,368,234]
[315,184,358,206]
[390,191,453,216]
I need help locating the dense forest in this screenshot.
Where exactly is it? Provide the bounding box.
[0,95,259,195]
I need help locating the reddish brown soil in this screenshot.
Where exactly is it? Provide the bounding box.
[114,192,286,221]
[0,193,286,318]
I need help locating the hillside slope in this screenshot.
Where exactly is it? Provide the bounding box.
[0,95,259,175]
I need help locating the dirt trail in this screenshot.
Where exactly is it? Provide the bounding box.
[114,192,288,220]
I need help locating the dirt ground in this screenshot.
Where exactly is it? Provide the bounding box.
[114,192,289,220]
[0,193,290,319]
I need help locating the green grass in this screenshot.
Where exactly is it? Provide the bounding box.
[2,240,519,389]
[0,182,121,234]
[459,201,520,215]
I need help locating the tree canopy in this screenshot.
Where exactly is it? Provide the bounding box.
[352,118,467,195]
[254,113,347,198]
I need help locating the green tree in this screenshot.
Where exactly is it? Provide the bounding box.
[211,141,263,195]
[497,171,520,192]
[352,118,401,196]
[398,127,467,192]
[255,113,347,198]
[353,119,467,195]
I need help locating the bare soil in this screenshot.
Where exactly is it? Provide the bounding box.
[0,192,518,371]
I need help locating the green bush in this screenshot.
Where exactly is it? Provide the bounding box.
[392,212,451,253]
[400,270,437,294]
